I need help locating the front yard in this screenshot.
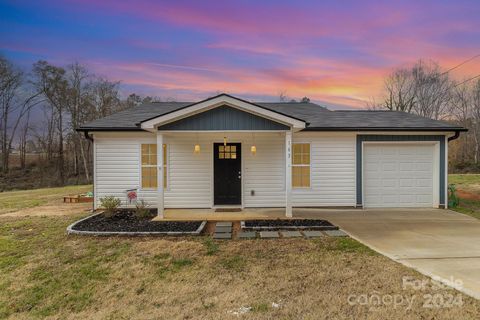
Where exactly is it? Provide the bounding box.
[0,178,479,318]
[450,174,480,219]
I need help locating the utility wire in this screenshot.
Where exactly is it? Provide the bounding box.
[441,53,480,75]
[453,74,480,87]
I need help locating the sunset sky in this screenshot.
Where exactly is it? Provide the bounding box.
[1,0,480,109]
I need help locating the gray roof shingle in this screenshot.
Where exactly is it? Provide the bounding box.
[78,98,465,132]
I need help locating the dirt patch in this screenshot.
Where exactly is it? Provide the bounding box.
[1,202,91,217]
[457,189,480,201]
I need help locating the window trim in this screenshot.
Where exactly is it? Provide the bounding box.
[140,143,168,190]
[292,142,311,189]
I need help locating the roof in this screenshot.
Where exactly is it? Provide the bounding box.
[78,94,466,132]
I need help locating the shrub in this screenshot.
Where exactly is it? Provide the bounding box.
[448,184,459,208]
[100,196,121,217]
[135,200,151,218]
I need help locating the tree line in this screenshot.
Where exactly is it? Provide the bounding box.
[369,59,480,172]
[0,56,158,190]
[1,56,479,191]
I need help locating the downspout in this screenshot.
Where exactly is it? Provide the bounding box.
[83,131,93,142]
[448,131,461,142]
[82,131,95,212]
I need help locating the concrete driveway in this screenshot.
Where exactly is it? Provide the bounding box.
[296,208,480,300]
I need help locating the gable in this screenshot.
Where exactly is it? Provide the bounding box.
[157,105,290,131]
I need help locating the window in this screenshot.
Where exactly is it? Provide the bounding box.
[218,145,237,159]
[141,144,167,188]
[292,143,310,188]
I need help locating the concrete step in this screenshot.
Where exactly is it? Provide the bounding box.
[215,226,232,233]
[216,222,233,227]
[213,232,232,239]
[238,231,257,239]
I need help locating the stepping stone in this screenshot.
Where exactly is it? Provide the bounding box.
[213,232,232,239]
[324,230,348,237]
[215,226,232,233]
[216,222,233,227]
[303,231,324,238]
[281,231,302,238]
[260,231,279,239]
[237,231,256,239]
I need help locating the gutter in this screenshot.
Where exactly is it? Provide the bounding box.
[83,131,94,142]
[448,131,462,142]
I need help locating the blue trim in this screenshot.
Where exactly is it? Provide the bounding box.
[157,105,289,131]
[356,135,445,207]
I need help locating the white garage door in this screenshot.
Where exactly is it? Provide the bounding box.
[363,144,435,208]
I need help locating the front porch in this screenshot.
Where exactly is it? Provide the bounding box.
[154,207,363,221]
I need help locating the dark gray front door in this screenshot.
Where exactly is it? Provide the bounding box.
[214,143,241,205]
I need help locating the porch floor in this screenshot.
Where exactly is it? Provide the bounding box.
[153,207,446,221]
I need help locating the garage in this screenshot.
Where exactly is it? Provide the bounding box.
[363,143,436,208]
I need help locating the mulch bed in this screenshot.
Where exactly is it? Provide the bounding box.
[243,219,338,231]
[71,210,203,233]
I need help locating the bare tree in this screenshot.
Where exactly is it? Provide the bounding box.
[32,60,69,185]
[383,68,416,112]
[450,82,473,163]
[470,80,480,164]
[18,109,31,169]
[0,56,22,172]
[381,60,453,120]
[411,61,452,120]
[92,78,121,117]
[66,62,91,179]
[0,56,42,172]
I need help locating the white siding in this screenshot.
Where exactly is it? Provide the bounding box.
[94,133,157,208]
[164,133,285,208]
[93,131,357,209]
[292,132,356,206]
[243,134,285,207]
[164,135,212,208]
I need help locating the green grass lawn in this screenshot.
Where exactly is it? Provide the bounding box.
[0,185,478,318]
[449,174,480,219]
[0,185,92,215]
[449,174,480,194]
[0,214,478,319]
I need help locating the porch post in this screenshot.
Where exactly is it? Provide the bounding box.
[285,130,293,217]
[157,133,164,218]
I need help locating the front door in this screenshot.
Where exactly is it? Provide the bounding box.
[214,143,241,205]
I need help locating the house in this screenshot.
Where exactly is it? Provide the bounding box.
[78,93,466,218]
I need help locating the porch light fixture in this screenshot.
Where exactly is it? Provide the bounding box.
[223,136,227,146]
[251,133,257,155]
[194,133,200,153]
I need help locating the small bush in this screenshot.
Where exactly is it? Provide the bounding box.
[448,184,459,208]
[135,200,151,218]
[100,196,121,217]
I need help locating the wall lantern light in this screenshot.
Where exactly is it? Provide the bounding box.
[251,133,257,155]
[194,133,200,153]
